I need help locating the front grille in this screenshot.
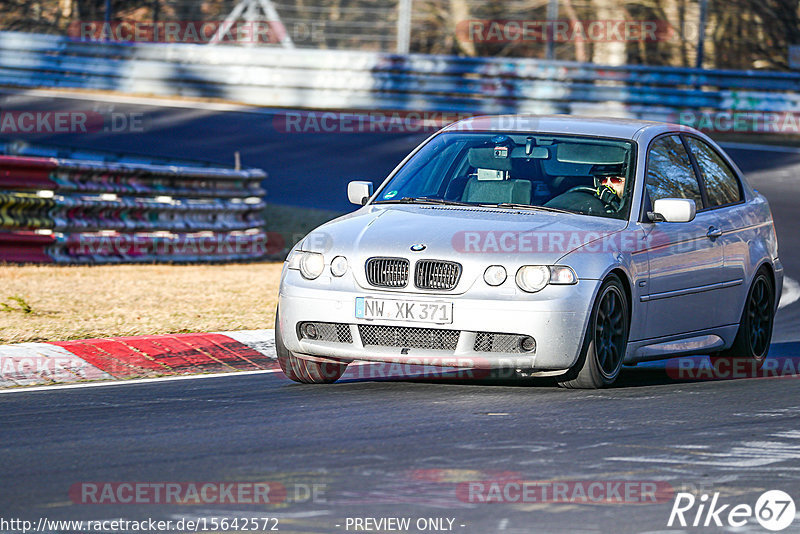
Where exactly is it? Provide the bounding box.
[474,332,530,353]
[358,325,460,350]
[298,322,353,343]
[414,260,462,290]
[366,257,409,288]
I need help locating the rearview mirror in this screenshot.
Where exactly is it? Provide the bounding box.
[348,181,373,206]
[648,198,696,223]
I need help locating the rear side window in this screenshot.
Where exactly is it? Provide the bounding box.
[646,135,704,210]
[686,137,742,207]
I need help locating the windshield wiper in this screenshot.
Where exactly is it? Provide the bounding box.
[373,198,575,214]
[373,197,474,207]
[489,203,575,215]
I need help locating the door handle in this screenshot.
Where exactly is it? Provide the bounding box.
[707,226,723,239]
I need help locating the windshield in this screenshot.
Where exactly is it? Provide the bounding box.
[373,132,636,220]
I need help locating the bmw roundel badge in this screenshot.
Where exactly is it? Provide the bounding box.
[410,244,426,252]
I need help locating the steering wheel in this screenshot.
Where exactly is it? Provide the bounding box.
[565,184,620,208]
[564,185,597,196]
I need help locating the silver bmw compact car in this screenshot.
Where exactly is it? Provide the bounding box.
[276,116,782,388]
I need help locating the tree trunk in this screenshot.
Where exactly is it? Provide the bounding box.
[59,0,73,20]
[562,0,586,62]
[450,0,476,56]
[591,0,626,65]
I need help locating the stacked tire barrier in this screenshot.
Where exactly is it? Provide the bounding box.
[0,155,273,263]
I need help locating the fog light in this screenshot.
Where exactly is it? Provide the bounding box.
[330,255,348,277]
[302,323,318,340]
[519,336,536,353]
[484,265,507,286]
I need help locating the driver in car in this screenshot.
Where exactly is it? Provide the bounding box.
[544,169,627,216]
[596,175,625,206]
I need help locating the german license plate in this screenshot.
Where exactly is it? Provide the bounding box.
[355,297,453,324]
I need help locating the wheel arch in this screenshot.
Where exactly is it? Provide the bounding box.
[569,267,634,370]
[757,260,775,290]
[607,267,633,323]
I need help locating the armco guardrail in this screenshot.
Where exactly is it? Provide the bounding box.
[0,155,272,263]
[0,31,799,117]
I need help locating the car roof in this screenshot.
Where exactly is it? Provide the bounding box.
[442,114,689,140]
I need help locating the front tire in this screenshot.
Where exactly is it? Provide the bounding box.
[275,310,348,384]
[712,268,774,366]
[558,275,630,389]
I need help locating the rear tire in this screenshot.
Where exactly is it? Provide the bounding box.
[711,268,774,367]
[275,310,348,384]
[558,275,630,389]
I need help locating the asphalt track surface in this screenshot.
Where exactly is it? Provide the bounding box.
[2,91,800,533]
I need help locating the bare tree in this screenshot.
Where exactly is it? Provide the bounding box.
[591,0,626,65]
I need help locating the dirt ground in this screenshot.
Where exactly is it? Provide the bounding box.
[0,262,282,343]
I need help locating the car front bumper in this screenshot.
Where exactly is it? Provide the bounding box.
[278,269,600,370]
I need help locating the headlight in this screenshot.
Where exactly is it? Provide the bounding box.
[483,265,507,286]
[549,265,577,285]
[330,255,348,277]
[298,252,325,279]
[515,265,578,292]
[515,265,550,293]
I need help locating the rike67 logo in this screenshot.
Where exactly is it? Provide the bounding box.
[668,490,796,531]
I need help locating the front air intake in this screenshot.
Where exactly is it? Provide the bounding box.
[414,260,462,290]
[365,257,409,288]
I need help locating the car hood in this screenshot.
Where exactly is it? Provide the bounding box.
[304,204,628,264]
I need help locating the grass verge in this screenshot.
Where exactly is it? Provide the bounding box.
[0,263,282,344]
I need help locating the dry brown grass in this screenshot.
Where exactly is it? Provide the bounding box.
[0,263,282,344]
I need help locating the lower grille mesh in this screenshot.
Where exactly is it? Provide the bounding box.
[298,322,353,343]
[474,332,528,353]
[358,325,460,350]
[298,323,532,355]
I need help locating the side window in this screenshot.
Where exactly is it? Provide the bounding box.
[646,135,704,210]
[686,137,742,207]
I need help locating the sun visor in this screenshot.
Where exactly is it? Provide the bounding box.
[556,143,627,165]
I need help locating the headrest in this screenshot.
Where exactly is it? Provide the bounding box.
[462,177,532,205]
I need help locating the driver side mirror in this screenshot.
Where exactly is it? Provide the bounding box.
[648,198,696,223]
[348,181,373,206]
